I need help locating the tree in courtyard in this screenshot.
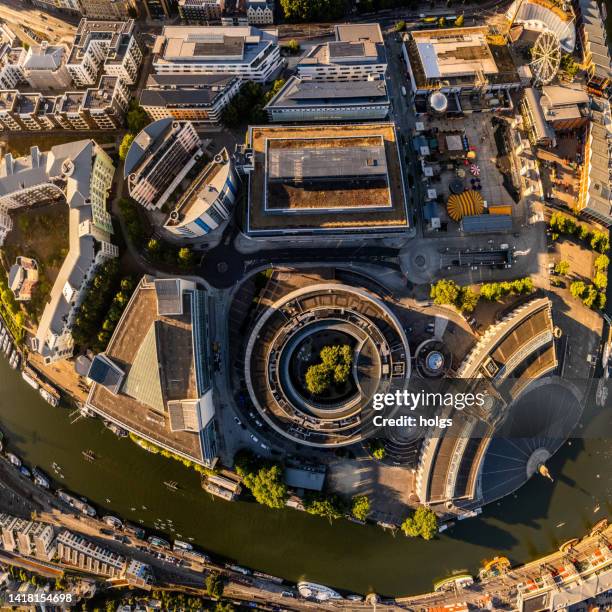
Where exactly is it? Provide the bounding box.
[127,101,150,134]
[305,363,330,395]
[560,53,580,79]
[215,603,236,612]
[118,133,135,161]
[401,506,438,540]
[455,13,464,26]
[351,495,371,521]
[554,260,570,276]
[597,292,607,310]
[305,344,353,395]
[570,281,586,299]
[205,573,225,599]
[459,287,479,313]
[395,20,406,31]
[582,285,598,308]
[594,271,608,290]
[594,254,609,272]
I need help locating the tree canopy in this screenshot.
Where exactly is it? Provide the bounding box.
[280,0,346,22]
[351,495,371,521]
[119,133,135,161]
[305,344,353,395]
[401,506,438,540]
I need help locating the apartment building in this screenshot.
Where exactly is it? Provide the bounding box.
[80,0,138,19]
[0,515,55,561]
[178,0,224,22]
[66,19,141,87]
[0,42,72,91]
[142,0,175,19]
[82,75,130,129]
[0,141,118,363]
[152,25,283,83]
[246,0,273,25]
[297,24,387,81]
[124,118,203,210]
[56,530,125,577]
[140,73,241,124]
[32,0,82,14]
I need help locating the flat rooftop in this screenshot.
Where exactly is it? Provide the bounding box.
[413,27,498,78]
[83,76,119,109]
[140,75,237,107]
[266,76,388,109]
[154,26,276,67]
[87,279,202,462]
[407,27,519,88]
[247,124,408,234]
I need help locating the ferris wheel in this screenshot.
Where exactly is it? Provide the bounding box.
[530,30,561,85]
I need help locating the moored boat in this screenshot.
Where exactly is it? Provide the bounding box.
[32,467,50,489]
[21,370,39,390]
[39,388,59,407]
[19,465,31,478]
[6,453,21,467]
[433,574,474,592]
[147,536,170,549]
[173,540,193,552]
[297,581,342,601]
[102,515,123,530]
[57,490,96,517]
[104,421,128,437]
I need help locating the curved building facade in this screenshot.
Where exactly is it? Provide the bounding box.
[244,283,410,447]
[164,148,239,238]
[414,298,573,516]
[124,119,203,211]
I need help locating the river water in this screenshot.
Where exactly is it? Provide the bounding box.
[0,358,610,597]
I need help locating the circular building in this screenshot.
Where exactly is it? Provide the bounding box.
[244,284,410,447]
[415,339,452,378]
[447,190,484,222]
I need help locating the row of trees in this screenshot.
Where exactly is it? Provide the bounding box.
[569,281,606,310]
[305,344,353,395]
[71,259,135,353]
[222,80,285,128]
[430,277,534,313]
[0,273,25,341]
[430,279,479,313]
[128,433,214,475]
[479,278,535,301]
[549,212,610,254]
[280,0,345,22]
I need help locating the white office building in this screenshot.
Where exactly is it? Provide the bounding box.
[297,24,387,81]
[152,25,283,83]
